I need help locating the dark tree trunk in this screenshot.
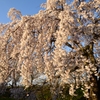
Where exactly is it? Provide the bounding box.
[89,75,99,100]
[97,78,100,100]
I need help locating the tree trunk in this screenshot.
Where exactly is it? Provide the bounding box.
[89,75,98,100]
[97,77,100,100]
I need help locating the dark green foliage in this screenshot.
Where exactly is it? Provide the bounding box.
[0,85,86,100]
[72,88,86,100]
[54,87,86,100]
[25,85,52,100]
[25,85,86,100]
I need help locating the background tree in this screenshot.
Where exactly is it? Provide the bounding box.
[0,0,100,100]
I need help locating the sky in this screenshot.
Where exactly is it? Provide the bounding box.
[0,0,46,23]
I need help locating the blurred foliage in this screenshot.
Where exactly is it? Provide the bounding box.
[0,85,86,100]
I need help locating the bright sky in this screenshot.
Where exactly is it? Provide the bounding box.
[0,0,46,23]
